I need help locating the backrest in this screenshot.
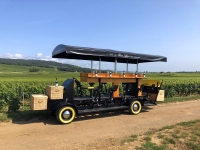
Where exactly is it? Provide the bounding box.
[98,84,103,92]
[126,84,132,91]
[111,85,118,92]
[62,79,74,101]
[140,84,144,89]
[93,84,103,96]
[152,84,155,90]
[73,77,81,87]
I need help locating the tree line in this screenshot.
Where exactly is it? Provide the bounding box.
[0,58,91,72]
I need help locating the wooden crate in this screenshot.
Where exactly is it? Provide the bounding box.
[46,86,64,100]
[31,94,48,110]
[156,90,165,101]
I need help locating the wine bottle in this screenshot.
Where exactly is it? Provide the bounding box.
[55,78,58,86]
[135,71,138,78]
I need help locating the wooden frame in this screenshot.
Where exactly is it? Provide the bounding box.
[80,73,144,98]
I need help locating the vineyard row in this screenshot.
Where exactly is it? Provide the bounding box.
[1,80,200,111]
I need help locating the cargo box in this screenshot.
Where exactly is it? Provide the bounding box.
[156,90,165,101]
[31,94,48,110]
[46,86,64,100]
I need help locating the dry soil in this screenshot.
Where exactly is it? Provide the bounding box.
[0,100,200,150]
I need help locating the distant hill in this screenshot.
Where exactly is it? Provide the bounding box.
[0,58,91,72]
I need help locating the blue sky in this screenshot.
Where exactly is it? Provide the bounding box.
[0,0,200,72]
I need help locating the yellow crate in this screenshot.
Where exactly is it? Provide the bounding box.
[46,86,64,100]
[31,94,48,110]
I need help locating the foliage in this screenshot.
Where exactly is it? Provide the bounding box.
[0,58,92,72]
[0,99,6,110]
[1,72,200,112]
[29,67,39,72]
[57,67,91,72]
[136,142,166,150]
[145,72,200,98]
[0,71,80,112]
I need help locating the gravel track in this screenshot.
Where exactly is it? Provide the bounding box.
[0,100,200,150]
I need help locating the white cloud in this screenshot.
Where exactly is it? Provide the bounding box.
[41,58,57,61]
[40,56,66,64]
[14,54,24,59]
[67,59,77,65]
[36,53,42,58]
[2,53,24,59]
[40,55,51,61]
[3,53,13,58]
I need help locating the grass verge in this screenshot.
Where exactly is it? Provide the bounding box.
[120,119,200,150]
[0,110,50,122]
[162,95,200,103]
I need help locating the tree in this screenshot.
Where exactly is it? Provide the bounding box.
[29,68,39,72]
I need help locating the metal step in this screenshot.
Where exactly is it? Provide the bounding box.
[74,96,110,101]
[78,105,129,114]
[74,97,93,101]
[143,101,156,106]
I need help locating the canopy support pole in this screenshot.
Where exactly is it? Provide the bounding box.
[99,56,101,73]
[114,58,117,73]
[126,59,128,72]
[91,56,93,72]
[136,60,138,72]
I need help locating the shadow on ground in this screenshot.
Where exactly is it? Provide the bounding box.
[7,106,154,125]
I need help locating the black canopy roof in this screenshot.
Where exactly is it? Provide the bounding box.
[52,44,167,64]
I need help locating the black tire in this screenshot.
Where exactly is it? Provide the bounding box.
[129,100,142,115]
[56,106,76,124]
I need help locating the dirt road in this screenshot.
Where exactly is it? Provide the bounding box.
[0,100,200,150]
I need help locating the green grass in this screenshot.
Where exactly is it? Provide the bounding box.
[178,120,199,127]
[0,64,55,73]
[190,135,198,141]
[144,129,157,135]
[193,130,200,136]
[157,133,165,139]
[121,119,200,150]
[162,137,176,144]
[172,134,179,139]
[0,113,8,122]
[0,71,80,82]
[159,125,174,131]
[179,132,189,138]
[186,142,200,150]
[146,72,200,79]
[8,110,50,121]
[120,134,138,145]
[0,110,51,122]
[143,136,151,142]
[136,142,166,150]
[163,95,200,103]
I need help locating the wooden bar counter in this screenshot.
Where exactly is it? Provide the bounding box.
[80,73,143,97]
